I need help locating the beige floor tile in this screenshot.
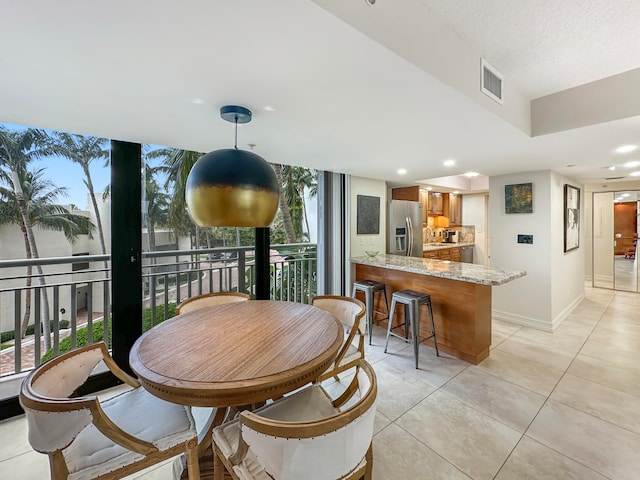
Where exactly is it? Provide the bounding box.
[373,410,391,435]
[579,339,640,370]
[492,320,521,336]
[491,329,510,349]
[550,373,640,435]
[0,449,50,480]
[396,390,521,480]
[568,353,640,398]
[511,326,587,353]
[364,324,411,364]
[586,328,640,352]
[527,400,640,480]
[0,415,31,462]
[476,349,564,396]
[370,361,435,421]
[495,336,575,371]
[554,320,596,338]
[441,367,546,433]
[372,423,471,480]
[381,343,468,388]
[494,436,607,480]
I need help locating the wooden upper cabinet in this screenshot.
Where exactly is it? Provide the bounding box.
[391,186,420,202]
[420,189,428,223]
[448,193,463,226]
[427,192,444,216]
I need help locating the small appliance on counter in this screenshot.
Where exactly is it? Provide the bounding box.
[442,229,458,243]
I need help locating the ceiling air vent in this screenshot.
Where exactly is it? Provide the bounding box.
[481,58,503,105]
[604,176,626,180]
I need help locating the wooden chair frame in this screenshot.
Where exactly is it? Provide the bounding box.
[312,295,366,382]
[176,291,251,314]
[214,359,377,480]
[20,342,202,480]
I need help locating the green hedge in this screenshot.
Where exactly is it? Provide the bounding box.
[40,304,177,363]
[1,320,70,343]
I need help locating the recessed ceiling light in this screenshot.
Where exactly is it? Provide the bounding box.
[453,191,460,194]
[609,166,616,171]
[464,172,479,177]
[190,98,204,104]
[630,171,640,177]
[443,159,455,167]
[397,168,407,175]
[624,161,640,168]
[264,105,276,112]
[616,145,637,153]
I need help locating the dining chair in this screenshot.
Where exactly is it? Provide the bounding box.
[212,359,377,480]
[176,291,251,314]
[311,295,366,382]
[20,342,214,480]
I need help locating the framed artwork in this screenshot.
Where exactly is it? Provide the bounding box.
[564,184,580,252]
[505,183,533,213]
[356,195,380,234]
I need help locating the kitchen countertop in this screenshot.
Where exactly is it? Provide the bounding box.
[351,253,526,286]
[423,242,474,251]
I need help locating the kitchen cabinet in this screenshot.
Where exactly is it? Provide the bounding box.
[423,246,461,261]
[391,186,420,202]
[448,193,462,226]
[427,192,444,215]
[420,189,429,223]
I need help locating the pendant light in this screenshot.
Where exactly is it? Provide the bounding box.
[186,105,280,227]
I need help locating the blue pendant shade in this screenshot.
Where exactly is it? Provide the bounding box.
[185,106,280,227]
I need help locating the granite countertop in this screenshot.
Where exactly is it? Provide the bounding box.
[351,253,526,286]
[423,242,475,251]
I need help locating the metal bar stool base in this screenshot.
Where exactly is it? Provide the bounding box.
[352,279,389,345]
[384,289,439,368]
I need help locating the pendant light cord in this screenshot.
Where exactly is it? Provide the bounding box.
[234,116,238,149]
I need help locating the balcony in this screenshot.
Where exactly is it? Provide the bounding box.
[0,243,317,398]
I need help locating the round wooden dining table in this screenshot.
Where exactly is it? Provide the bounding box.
[129,300,343,408]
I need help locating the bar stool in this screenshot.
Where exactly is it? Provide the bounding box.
[384,289,439,368]
[352,279,389,345]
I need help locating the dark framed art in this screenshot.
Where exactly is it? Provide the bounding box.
[564,184,580,252]
[356,195,380,234]
[505,183,533,213]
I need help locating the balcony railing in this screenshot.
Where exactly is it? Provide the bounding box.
[0,244,317,384]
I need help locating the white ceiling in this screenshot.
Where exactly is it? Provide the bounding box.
[1,0,639,189]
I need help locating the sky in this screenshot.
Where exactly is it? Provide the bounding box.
[1,122,167,210]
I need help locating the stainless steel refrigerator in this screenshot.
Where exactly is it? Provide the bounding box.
[387,200,423,257]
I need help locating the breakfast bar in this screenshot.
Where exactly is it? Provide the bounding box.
[351,254,526,364]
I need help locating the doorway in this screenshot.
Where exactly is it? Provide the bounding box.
[592,191,639,292]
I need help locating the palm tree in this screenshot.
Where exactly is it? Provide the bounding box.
[0,127,58,349]
[51,133,109,253]
[281,166,317,241]
[148,148,202,235]
[272,163,297,243]
[0,167,93,337]
[143,163,169,255]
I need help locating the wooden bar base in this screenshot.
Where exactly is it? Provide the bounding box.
[355,264,491,365]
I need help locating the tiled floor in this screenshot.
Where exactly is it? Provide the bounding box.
[2,286,639,479]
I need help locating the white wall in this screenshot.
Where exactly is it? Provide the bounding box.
[489,170,584,331]
[349,176,387,258]
[462,193,488,265]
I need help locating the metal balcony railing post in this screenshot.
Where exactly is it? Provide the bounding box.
[13,290,21,373]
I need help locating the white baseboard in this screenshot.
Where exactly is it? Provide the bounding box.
[493,292,584,333]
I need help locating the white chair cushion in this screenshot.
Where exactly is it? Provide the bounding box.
[214,383,376,480]
[63,387,196,480]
